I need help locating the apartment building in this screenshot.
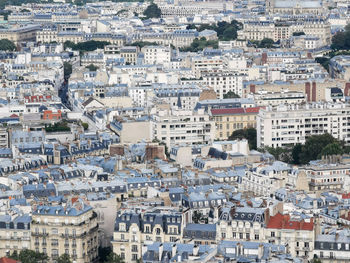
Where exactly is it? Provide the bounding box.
[202,70,245,99]
[247,90,306,106]
[112,208,183,262]
[314,230,350,262]
[210,107,260,140]
[266,213,315,260]
[217,206,268,243]
[153,108,215,148]
[190,56,224,78]
[242,161,291,197]
[31,199,98,263]
[300,163,349,193]
[0,214,31,257]
[142,45,171,65]
[238,21,275,41]
[257,103,350,148]
[120,46,139,65]
[0,25,41,44]
[239,19,331,45]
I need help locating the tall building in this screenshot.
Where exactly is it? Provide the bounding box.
[153,108,215,148]
[257,103,350,148]
[31,198,98,263]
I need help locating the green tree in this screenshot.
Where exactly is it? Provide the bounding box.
[319,142,343,158]
[223,91,240,99]
[9,249,48,263]
[192,210,203,223]
[105,252,125,263]
[331,31,347,50]
[222,26,237,41]
[292,143,302,164]
[57,254,72,263]
[298,133,336,164]
[143,3,161,19]
[130,41,158,48]
[99,246,112,262]
[64,40,110,52]
[293,31,305,36]
[63,62,72,78]
[85,64,99,71]
[228,128,257,150]
[82,122,89,130]
[180,38,218,52]
[0,39,16,51]
[259,38,275,48]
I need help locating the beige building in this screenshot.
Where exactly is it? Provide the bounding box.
[120,46,139,65]
[0,213,31,257]
[210,107,261,140]
[31,199,98,263]
[0,25,41,44]
[110,118,153,144]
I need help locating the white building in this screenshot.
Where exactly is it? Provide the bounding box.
[153,108,215,148]
[142,45,171,65]
[257,103,350,148]
[202,70,245,99]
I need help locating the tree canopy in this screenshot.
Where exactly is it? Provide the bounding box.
[9,249,48,263]
[130,41,158,48]
[105,252,125,263]
[64,40,110,52]
[331,24,350,50]
[57,254,72,263]
[223,91,240,99]
[293,31,305,36]
[143,3,161,19]
[228,128,257,150]
[264,133,347,164]
[0,39,16,51]
[180,38,218,52]
[85,64,99,71]
[63,62,72,78]
[259,38,275,48]
[187,20,242,41]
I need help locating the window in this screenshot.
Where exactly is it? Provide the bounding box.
[132,254,138,260]
[239,233,243,239]
[221,232,226,238]
[271,232,275,237]
[255,234,259,240]
[51,228,58,234]
[132,245,138,252]
[246,233,250,240]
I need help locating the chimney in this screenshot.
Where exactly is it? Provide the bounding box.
[258,243,264,259]
[193,245,199,256]
[171,244,177,257]
[158,244,163,261]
